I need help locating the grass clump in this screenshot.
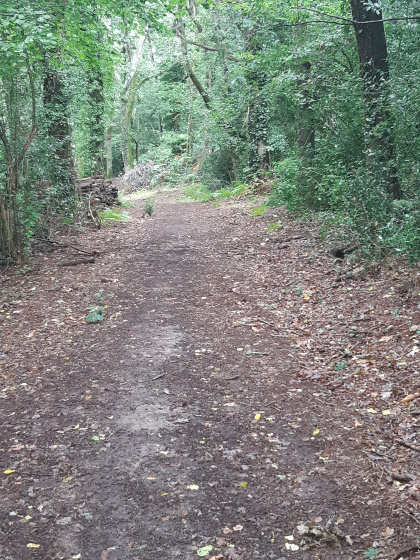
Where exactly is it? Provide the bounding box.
[250,204,268,217]
[183,181,250,203]
[266,221,282,232]
[143,198,154,216]
[97,208,131,223]
[212,182,249,199]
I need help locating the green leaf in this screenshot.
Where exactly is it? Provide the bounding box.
[197,545,213,557]
[364,548,379,559]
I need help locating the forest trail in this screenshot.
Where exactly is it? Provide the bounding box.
[1,192,419,560]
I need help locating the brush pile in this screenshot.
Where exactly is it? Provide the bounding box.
[77,175,119,205]
[121,161,154,193]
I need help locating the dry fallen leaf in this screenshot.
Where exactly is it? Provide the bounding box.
[222,527,233,534]
[381,527,394,538]
[401,393,420,404]
[233,524,243,531]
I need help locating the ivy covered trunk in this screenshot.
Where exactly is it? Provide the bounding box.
[88,72,105,175]
[43,69,75,197]
[247,71,270,175]
[350,0,402,200]
[297,62,315,160]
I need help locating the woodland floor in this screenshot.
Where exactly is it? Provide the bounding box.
[0,189,419,560]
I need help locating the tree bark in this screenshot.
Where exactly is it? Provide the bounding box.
[88,71,105,175]
[350,0,402,199]
[246,70,270,175]
[297,62,315,159]
[105,126,113,178]
[43,69,75,195]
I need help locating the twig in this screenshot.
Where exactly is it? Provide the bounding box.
[152,373,167,381]
[256,318,280,331]
[59,258,95,267]
[395,438,420,453]
[392,545,420,560]
[35,238,97,256]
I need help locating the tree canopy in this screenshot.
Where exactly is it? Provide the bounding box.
[2,0,420,262]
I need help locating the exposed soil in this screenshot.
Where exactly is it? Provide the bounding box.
[0,191,419,560]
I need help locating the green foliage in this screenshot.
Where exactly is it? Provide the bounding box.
[97,208,131,223]
[183,183,213,202]
[85,306,105,323]
[250,204,268,217]
[212,182,249,199]
[266,222,282,232]
[2,0,420,265]
[183,181,250,203]
[364,547,379,559]
[143,198,154,216]
[268,157,302,212]
[85,290,113,323]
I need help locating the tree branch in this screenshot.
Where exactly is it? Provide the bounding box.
[185,39,240,62]
[291,6,420,26]
[175,20,212,109]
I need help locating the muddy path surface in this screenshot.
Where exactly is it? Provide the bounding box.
[1,192,419,560]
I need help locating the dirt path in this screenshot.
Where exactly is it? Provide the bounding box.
[1,192,419,560]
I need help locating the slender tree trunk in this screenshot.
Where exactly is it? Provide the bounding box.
[88,71,105,175]
[176,17,211,110]
[105,126,113,178]
[246,70,270,175]
[297,62,315,159]
[121,74,150,171]
[350,0,402,199]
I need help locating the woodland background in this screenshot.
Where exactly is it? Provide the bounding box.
[1,0,420,264]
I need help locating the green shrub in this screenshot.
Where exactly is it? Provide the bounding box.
[143,198,154,216]
[183,183,213,202]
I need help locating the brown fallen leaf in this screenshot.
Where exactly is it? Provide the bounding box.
[223,549,248,560]
[401,393,420,404]
[222,527,233,534]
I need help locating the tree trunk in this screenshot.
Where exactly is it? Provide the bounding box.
[247,70,270,175]
[350,0,402,199]
[105,126,113,178]
[88,71,105,175]
[297,62,315,159]
[43,69,75,195]
[121,73,150,171]
[176,17,211,110]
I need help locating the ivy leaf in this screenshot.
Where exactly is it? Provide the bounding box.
[364,547,379,559]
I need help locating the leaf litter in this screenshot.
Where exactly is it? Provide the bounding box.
[0,189,419,558]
